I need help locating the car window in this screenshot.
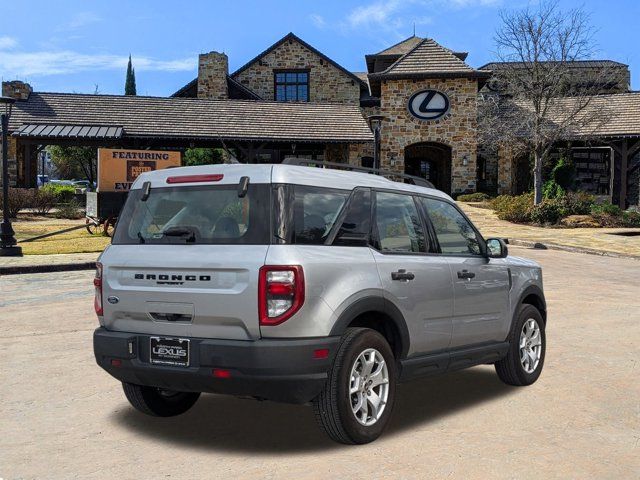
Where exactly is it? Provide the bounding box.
[113,184,270,245]
[293,186,349,245]
[333,189,371,246]
[374,191,426,253]
[419,197,482,255]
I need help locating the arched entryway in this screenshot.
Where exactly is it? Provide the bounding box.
[404,142,452,194]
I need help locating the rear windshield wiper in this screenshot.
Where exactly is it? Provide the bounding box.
[161,226,197,243]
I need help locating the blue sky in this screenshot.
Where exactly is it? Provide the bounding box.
[1,0,638,96]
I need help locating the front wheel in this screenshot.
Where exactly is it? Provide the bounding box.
[313,328,396,444]
[495,304,546,386]
[122,382,200,417]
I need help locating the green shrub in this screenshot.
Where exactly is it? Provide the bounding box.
[32,188,57,215]
[490,193,534,223]
[562,192,596,216]
[0,188,34,218]
[622,210,640,227]
[591,202,622,216]
[530,199,564,224]
[54,199,83,219]
[542,180,564,199]
[456,192,491,202]
[552,156,575,189]
[42,184,76,203]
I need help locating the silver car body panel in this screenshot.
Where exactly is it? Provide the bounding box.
[98,163,545,356]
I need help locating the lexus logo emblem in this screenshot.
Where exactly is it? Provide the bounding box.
[407,90,450,120]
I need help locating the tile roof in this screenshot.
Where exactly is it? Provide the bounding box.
[504,92,640,138]
[480,60,628,71]
[8,92,373,143]
[372,36,424,56]
[371,38,489,79]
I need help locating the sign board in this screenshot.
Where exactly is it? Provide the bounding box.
[97,148,181,192]
[407,90,450,121]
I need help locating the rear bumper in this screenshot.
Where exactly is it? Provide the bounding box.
[93,327,340,404]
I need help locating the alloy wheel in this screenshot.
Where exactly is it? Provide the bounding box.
[349,348,390,426]
[519,318,543,374]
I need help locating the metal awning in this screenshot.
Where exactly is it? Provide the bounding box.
[13,124,124,139]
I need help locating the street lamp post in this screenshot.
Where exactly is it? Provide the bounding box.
[0,95,22,257]
[367,115,385,170]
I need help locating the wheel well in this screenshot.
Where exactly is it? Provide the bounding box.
[522,294,547,323]
[347,311,403,359]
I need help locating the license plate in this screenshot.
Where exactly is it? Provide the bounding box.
[150,337,190,367]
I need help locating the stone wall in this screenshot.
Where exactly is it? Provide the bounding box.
[0,137,18,187]
[2,80,32,100]
[197,52,228,100]
[378,77,478,194]
[233,38,361,104]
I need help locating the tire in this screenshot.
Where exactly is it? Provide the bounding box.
[313,328,396,444]
[495,304,546,386]
[122,382,200,417]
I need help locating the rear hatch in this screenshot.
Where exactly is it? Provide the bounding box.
[99,167,271,340]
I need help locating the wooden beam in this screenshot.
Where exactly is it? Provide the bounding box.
[619,139,628,208]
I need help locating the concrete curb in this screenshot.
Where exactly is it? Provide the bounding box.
[0,261,96,276]
[506,238,640,261]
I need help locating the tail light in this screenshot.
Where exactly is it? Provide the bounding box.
[94,262,103,316]
[258,265,304,326]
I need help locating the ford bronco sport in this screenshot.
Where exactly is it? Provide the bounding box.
[93,161,546,444]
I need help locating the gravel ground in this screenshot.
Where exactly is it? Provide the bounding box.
[1,246,638,479]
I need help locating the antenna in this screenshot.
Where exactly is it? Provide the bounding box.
[413,22,416,37]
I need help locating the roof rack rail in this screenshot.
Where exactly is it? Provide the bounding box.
[282,157,435,189]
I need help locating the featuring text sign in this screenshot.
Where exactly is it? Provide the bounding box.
[407,90,450,121]
[97,149,181,192]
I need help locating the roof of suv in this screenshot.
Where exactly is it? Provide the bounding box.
[131,163,452,201]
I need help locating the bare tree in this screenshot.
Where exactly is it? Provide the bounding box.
[480,0,614,204]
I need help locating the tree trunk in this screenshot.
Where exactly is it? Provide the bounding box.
[533,149,544,205]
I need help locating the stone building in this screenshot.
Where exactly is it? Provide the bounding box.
[2,32,639,205]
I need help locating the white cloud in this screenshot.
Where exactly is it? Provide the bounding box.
[346,0,403,28]
[66,12,101,29]
[0,50,196,77]
[0,36,17,50]
[310,13,326,28]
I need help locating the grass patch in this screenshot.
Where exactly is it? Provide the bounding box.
[12,215,110,255]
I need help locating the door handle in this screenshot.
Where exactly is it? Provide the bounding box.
[391,269,415,281]
[457,270,476,280]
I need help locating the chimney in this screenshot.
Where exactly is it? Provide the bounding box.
[2,80,32,100]
[197,52,228,100]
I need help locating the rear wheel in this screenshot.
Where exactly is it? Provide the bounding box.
[122,382,200,417]
[495,304,546,386]
[313,328,396,444]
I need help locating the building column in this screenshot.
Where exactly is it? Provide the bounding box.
[497,145,515,195]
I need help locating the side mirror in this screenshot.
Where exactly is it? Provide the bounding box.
[486,238,508,258]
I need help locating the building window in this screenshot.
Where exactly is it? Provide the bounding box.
[275,71,309,102]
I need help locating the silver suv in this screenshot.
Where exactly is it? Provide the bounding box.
[93,161,546,444]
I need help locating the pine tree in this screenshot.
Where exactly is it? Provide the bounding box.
[125,55,137,96]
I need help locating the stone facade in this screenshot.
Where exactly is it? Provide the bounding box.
[2,80,32,100]
[197,52,228,100]
[378,77,478,194]
[0,81,30,187]
[233,39,361,104]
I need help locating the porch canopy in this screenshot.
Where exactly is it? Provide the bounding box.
[497,92,640,206]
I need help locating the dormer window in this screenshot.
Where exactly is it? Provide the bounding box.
[275,70,309,102]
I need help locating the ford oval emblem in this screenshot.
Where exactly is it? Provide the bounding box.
[107,296,119,304]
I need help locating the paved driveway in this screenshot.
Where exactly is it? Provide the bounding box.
[1,247,638,479]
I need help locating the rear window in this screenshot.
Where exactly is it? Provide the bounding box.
[112,184,270,245]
